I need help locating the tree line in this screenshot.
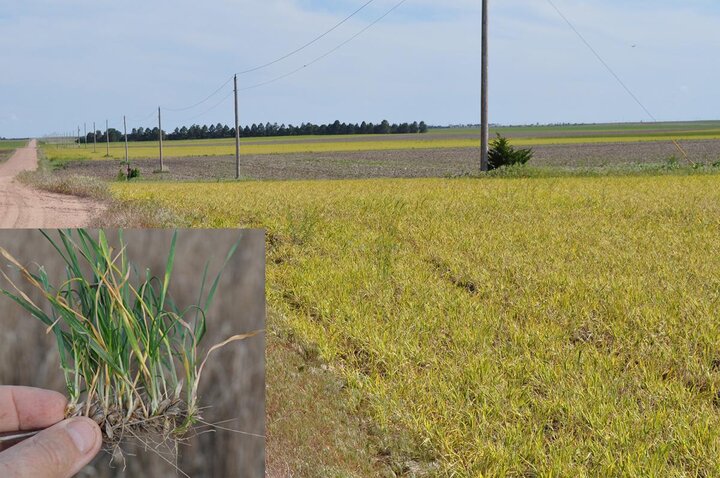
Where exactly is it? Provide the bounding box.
[82,120,428,143]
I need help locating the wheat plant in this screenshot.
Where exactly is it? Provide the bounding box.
[0,229,254,454]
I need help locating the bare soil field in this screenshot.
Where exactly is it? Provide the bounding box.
[51,139,720,181]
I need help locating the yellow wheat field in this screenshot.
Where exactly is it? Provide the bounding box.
[111,173,720,476]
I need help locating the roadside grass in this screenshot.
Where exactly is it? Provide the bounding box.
[17,146,110,199]
[266,311,406,478]
[18,147,182,227]
[109,173,720,476]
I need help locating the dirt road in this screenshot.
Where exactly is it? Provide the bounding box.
[0,140,102,228]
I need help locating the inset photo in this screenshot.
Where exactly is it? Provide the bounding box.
[0,229,265,478]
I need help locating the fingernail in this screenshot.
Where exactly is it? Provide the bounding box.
[65,419,97,454]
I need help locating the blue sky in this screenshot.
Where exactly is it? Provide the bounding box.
[0,0,718,138]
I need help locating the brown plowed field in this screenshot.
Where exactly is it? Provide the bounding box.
[53,139,720,181]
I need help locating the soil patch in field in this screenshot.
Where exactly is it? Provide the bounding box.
[52,140,720,181]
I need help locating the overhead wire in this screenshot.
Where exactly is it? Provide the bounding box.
[127,109,158,124]
[160,0,378,114]
[235,0,377,76]
[239,0,409,92]
[163,76,234,112]
[545,0,692,164]
[92,0,408,131]
[178,90,234,124]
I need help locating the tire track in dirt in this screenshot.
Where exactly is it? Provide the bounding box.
[0,140,103,228]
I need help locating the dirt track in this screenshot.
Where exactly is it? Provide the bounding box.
[0,140,102,228]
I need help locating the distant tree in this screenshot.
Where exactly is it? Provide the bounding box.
[118,118,429,142]
[378,120,391,134]
[108,128,123,142]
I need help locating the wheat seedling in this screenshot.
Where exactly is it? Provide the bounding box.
[0,229,255,459]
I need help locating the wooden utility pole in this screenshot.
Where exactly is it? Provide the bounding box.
[77,126,81,148]
[480,0,489,172]
[93,121,97,153]
[84,123,87,148]
[234,74,240,180]
[158,107,164,171]
[123,115,130,177]
[105,119,110,157]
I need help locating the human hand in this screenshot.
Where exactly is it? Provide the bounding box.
[0,386,102,478]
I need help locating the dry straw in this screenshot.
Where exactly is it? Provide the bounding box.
[0,229,256,459]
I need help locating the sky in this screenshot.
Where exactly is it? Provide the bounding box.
[0,0,719,138]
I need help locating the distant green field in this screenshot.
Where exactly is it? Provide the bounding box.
[38,121,720,162]
[0,139,27,162]
[431,120,720,137]
[0,139,28,150]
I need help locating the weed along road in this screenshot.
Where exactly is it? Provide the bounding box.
[0,140,102,228]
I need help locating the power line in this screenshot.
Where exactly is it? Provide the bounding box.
[240,0,409,92]
[178,90,234,123]
[544,0,691,163]
[158,1,377,114]
[163,76,233,112]
[545,0,655,122]
[80,1,408,137]
[235,0,377,76]
[127,109,158,123]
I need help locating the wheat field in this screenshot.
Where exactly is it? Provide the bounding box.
[111,174,720,476]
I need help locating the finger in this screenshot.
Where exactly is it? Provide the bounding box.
[0,417,102,478]
[0,387,67,432]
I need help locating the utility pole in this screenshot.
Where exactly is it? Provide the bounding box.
[480,0,489,172]
[158,106,164,172]
[105,119,110,157]
[77,126,81,148]
[84,123,87,148]
[123,115,130,178]
[93,121,97,153]
[234,74,240,180]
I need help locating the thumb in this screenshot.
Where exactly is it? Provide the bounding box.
[0,417,102,478]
